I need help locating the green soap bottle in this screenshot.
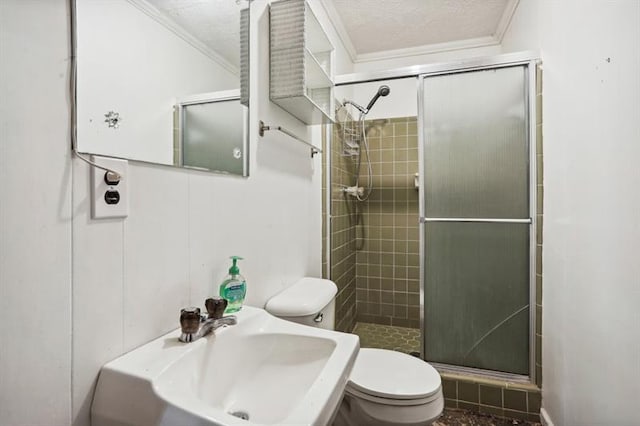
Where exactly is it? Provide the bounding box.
[219,256,246,313]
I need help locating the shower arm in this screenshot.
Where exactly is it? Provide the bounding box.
[342,100,367,114]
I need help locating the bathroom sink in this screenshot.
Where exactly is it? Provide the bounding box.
[91,306,359,426]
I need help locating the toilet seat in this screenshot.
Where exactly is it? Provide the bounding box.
[347,348,442,402]
[345,385,442,407]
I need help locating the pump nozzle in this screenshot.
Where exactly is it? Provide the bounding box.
[229,256,243,275]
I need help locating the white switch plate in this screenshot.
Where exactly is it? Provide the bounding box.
[91,156,129,219]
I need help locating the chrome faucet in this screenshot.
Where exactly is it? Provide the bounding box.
[179,297,237,343]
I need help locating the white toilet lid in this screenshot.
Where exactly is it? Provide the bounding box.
[347,348,441,400]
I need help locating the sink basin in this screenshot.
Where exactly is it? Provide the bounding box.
[91,306,359,426]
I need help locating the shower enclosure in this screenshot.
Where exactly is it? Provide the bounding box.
[419,65,534,377]
[326,52,540,381]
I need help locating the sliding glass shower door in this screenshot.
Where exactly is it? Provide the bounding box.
[420,66,532,375]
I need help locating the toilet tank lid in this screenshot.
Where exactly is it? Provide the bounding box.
[265,277,337,317]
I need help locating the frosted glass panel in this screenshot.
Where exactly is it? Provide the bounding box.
[424,222,530,375]
[182,100,244,174]
[423,66,528,219]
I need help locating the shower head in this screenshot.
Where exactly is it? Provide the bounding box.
[342,85,391,116]
[365,85,390,113]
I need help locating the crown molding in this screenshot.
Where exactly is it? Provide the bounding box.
[126,0,239,76]
[317,0,358,63]
[354,36,500,64]
[495,0,520,42]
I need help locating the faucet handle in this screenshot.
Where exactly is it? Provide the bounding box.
[180,307,201,335]
[205,297,228,319]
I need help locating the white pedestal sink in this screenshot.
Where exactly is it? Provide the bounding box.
[91,306,359,426]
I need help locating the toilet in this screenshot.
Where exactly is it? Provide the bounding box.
[265,277,444,426]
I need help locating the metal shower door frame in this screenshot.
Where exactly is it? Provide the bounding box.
[333,51,539,382]
[416,58,539,383]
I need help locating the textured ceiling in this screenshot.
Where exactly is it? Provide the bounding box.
[327,0,511,55]
[147,0,242,67]
[144,0,513,67]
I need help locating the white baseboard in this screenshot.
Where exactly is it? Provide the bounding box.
[540,408,555,426]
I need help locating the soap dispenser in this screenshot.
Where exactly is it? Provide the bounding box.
[219,256,247,313]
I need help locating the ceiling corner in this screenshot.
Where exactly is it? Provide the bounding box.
[317,0,358,63]
[495,0,521,43]
[128,0,239,75]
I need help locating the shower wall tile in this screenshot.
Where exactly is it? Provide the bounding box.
[503,389,528,412]
[445,399,458,409]
[328,114,422,331]
[458,382,479,403]
[480,385,503,407]
[534,66,544,387]
[322,126,327,279]
[442,379,457,400]
[325,119,359,332]
[440,373,541,422]
[353,117,421,329]
[537,186,544,214]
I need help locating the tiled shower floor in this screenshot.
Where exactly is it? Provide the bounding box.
[352,322,421,354]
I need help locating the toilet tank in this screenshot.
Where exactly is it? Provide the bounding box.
[265,277,337,330]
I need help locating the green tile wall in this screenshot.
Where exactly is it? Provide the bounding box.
[321,126,328,280]
[323,122,359,332]
[324,116,420,331]
[441,374,541,422]
[354,117,421,329]
[534,65,543,387]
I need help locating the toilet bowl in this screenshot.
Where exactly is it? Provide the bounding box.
[265,277,444,426]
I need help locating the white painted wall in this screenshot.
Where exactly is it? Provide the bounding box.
[0,1,72,425]
[0,1,353,425]
[76,0,238,165]
[502,1,640,425]
[337,77,418,121]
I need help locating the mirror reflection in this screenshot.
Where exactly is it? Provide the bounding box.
[75,0,249,176]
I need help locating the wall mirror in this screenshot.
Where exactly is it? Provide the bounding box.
[73,0,250,176]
